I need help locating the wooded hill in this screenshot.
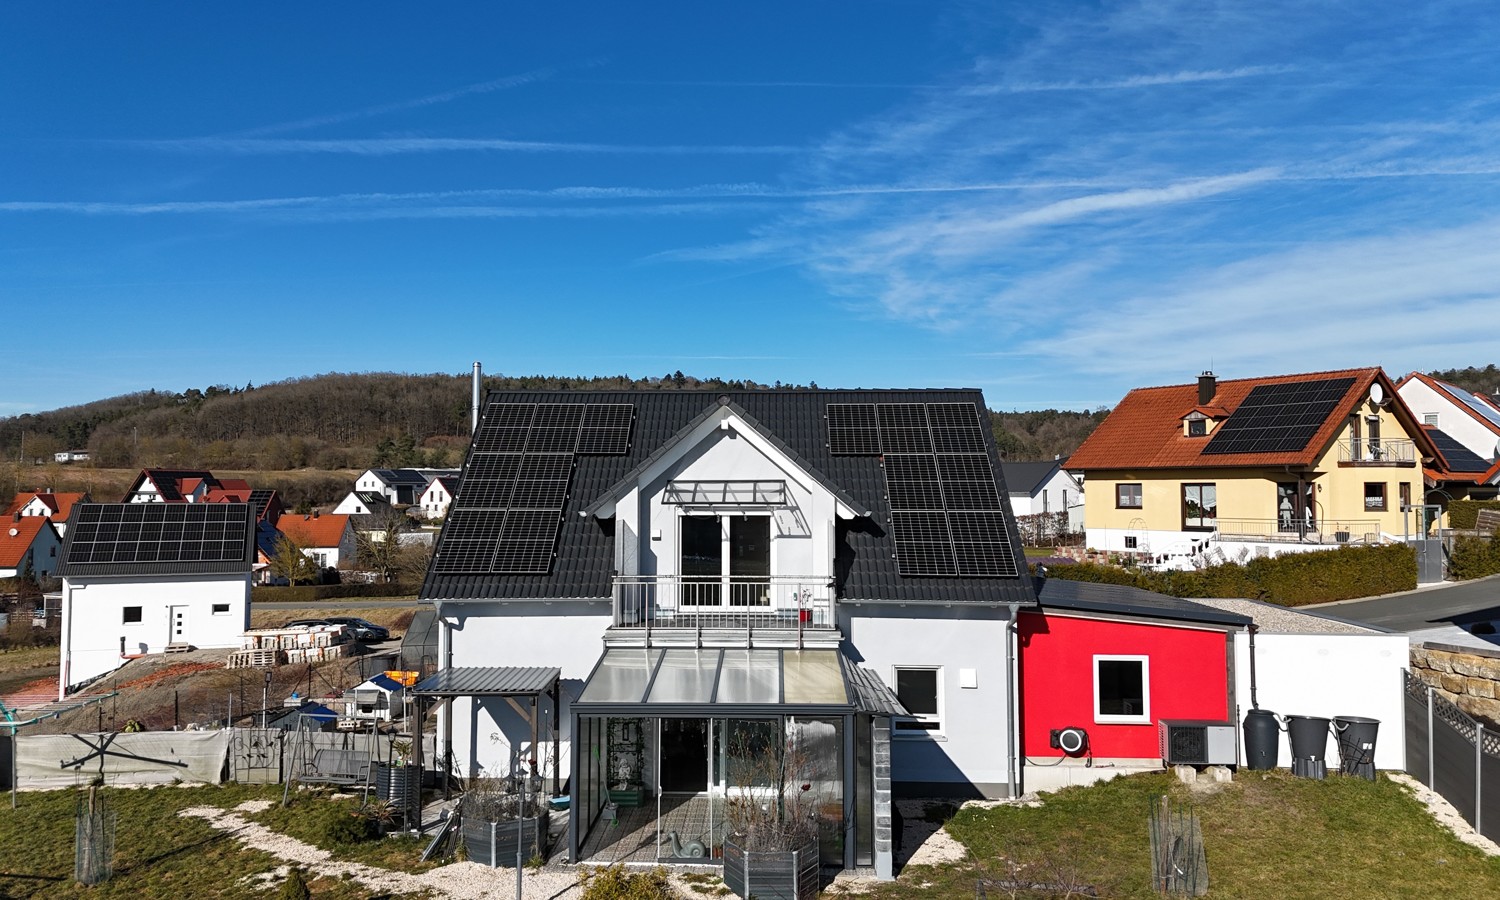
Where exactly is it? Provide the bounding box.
[1,372,1110,475]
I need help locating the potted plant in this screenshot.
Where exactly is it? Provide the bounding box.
[721,728,822,900]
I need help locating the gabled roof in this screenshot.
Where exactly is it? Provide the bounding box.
[124,469,219,503]
[277,513,352,549]
[424,476,460,497]
[1399,372,1500,437]
[422,389,1034,606]
[1000,460,1062,495]
[0,517,57,568]
[367,468,433,486]
[1068,367,1434,470]
[5,491,89,522]
[1423,425,1493,474]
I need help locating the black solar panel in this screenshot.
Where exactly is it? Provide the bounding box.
[1203,377,1355,455]
[578,404,635,455]
[874,403,1018,578]
[66,503,251,566]
[878,403,933,453]
[828,404,881,455]
[1428,427,1491,473]
[439,401,633,574]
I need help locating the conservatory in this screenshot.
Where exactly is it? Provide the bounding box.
[568,647,905,874]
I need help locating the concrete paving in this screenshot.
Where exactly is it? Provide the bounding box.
[1304,574,1500,633]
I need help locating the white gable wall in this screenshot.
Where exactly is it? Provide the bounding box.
[60,573,251,696]
[1399,378,1500,461]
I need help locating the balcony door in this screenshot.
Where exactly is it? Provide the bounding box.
[679,514,771,609]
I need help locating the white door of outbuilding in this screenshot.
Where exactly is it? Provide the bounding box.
[169,605,189,644]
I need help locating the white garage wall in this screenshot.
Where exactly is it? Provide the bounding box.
[1232,632,1409,771]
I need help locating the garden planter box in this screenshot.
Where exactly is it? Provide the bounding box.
[373,762,421,826]
[722,834,819,900]
[461,809,549,867]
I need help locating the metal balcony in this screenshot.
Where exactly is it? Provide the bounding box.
[1337,439,1417,466]
[1213,518,1383,544]
[610,575,836,648]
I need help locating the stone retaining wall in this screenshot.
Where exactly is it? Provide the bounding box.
[1410,642,1500,724]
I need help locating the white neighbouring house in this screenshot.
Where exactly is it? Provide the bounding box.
[1396,372,1500,500]
[276,512,357,570]
[417,389,1036,878]
[56,502,255,697]
[416,475,460,519]
[354,468,460,506]
[1002,459,1085,534]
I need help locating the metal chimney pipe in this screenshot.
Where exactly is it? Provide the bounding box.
[471,362,483,434]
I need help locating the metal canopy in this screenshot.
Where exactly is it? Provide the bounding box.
[410,665,561,697]
[571,648,906,716]
[663,480,787,507]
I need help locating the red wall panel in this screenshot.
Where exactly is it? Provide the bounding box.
[1019,610,1231,759]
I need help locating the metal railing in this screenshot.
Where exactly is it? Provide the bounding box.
[1337,439,1417,465]
[612,575,835,632]
[1213,518,1382,544]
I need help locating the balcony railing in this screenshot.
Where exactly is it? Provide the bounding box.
[612,575,835,637]
[1213,518,1383,544]
[1337,439,1417,465]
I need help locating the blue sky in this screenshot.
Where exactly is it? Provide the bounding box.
[5,2,1500,416]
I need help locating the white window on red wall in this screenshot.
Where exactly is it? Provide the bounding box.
[1093,655,1149,724]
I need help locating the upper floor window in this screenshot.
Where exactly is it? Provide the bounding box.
[1116,484,1143,509]
[1365,483,1387,512]
[1187,418,1207,437]
[1182,483,1217,530]
[1423,413,1439,427]
[680,513,770,608]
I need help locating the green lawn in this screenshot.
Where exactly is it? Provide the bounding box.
[848,771,1500,898]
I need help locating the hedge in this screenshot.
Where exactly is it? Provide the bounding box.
[1041,543,1415,606]
[252,583,420,604]
[1449,531,1500,581]
[1448,500,1500,531]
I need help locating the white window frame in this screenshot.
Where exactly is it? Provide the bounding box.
[892,665,944,737]
[1093,654,1150,724]
[212,603,231,615]
[674,510,776,608]
[122,606,143,626]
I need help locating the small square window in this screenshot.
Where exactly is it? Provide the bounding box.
[1124,536,1138,549]
[1095,655,1149,724]
[123,606,143,624]
[1423,413,1439,426]
[212,603,230,615]
[1188,418,1206,436]
[1364,483,1387,512]
[1116,484,1143,509]
[894,667,942,733]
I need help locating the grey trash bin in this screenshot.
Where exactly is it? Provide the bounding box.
[1285,715,1331,780]
[1333,716,1380,780]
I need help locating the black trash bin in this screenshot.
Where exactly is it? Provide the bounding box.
[1285,715,1331,780]
[1243,708,1279,771]
[1333,716,1380,780]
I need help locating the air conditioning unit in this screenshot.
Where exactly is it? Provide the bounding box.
[1159,719,1236,766]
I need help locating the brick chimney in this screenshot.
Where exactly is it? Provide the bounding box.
[1198,371,1217,406]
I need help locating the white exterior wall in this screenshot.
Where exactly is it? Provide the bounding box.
[60,573,251,695]
[332,492,371,515]
[844,608,1015,797]
[439,602,613,780]
[1399,379,1500,460]
[419,482,454,518]
[1232,631,1408,770]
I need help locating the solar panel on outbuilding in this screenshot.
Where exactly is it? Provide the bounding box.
[1203,377,1355,455]
[66,502,251,565]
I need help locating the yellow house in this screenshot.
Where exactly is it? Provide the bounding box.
[1067,368,1441,567]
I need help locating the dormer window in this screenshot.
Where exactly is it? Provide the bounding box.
[1184,411,1210,437]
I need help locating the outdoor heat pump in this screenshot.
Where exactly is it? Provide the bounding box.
[1159,719,1237,766]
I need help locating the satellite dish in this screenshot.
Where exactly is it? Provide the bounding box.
[1369,383,1386,406]
[7,528,16,537]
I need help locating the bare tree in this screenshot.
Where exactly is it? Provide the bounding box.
[355,505,421,584]
[268,534,319,585]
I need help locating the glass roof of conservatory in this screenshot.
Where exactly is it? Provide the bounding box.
[573,648,906,716]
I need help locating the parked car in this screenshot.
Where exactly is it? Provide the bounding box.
[284,618,334,629]
[323,616,390,642]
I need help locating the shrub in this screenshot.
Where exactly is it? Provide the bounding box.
[251,582,418,604]
[1043,543,1415,606]
[1449,532,1500,580]
[278,867,311,900]
[579,864,676,900]
[1448,500,1500,531]
[309,803,372,846]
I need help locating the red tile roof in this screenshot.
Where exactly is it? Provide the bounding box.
[0,517,55,568]
[1068,367,1429,471]
[3,491,89,522]
[277,513,351,549]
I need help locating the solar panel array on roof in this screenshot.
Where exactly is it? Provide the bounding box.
[1443,380,1500,429]
[1428,427,1492,473]
[829,401,1018,578]
[67,503,250,564]
[1202,377,1355,455]
[435,402,635,575]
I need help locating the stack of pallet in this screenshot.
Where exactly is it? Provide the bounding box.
[228,624,352,669]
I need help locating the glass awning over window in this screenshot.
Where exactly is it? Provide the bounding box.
[573,647,906,717]
[663,480,787,507]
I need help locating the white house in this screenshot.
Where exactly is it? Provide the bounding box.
[416,475,460,519]
[332,490,391,517]
[53,450,90,464]
[1002,459,1084,534]
[417,390,1034,878]
[348,673,406,722]
[1396,373,1500,500]
[354,468,459,506]
[56,502,255,696]
[0,516,62,579]
[4,491,90,537]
